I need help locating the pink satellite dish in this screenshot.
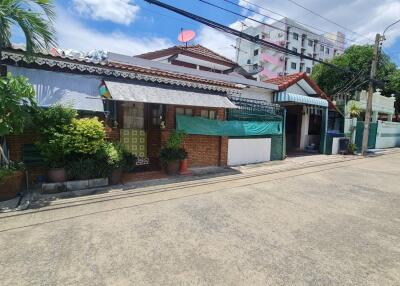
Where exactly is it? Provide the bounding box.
[178,30,196,44]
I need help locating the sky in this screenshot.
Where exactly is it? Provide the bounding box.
[12,0,400,66]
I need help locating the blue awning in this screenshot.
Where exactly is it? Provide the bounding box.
[274,91,328,107]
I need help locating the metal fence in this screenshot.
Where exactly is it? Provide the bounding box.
[227,96,284,122]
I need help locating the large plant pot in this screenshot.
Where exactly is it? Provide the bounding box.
[47,168,66,183]
[179,158,189,175]
[0,171,24,201]
[109,168,123,185]
[166,160,180,175]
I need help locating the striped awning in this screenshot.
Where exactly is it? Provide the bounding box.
[274,91,328,107]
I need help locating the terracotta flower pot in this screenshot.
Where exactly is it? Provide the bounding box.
[47,168,66,183]
[166,160,180,175]
[179,158,189,175]
[109,168,123,185]
[0,171,24,201]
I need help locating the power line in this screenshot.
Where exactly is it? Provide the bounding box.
[143,0,360,77]
[199,0,347,52]
[286,0,374,42]
[221,0,362,47]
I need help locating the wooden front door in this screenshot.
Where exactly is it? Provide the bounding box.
[146,104,164,168]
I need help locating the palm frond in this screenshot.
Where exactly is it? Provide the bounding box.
[0,0,57,54]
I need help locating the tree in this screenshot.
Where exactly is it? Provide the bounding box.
[0,0,57,54]
[0,72,37,163]
[311,45,397,97]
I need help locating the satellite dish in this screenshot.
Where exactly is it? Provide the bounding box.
[178,30,196,44]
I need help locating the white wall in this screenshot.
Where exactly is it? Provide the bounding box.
[375,121,400,149]
[286,83,308,96]
[227,138,271,166]
[239,87,274,103]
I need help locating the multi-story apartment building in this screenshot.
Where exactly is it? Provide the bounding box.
[236,18,346,81]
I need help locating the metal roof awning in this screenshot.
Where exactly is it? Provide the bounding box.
[104,80,237,109]
[274,91,328,108]
[7,65,104,112]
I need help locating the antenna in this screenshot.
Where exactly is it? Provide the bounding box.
[178,29,196,48]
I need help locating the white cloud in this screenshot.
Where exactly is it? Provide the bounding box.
[197,26,237,61]
[237,0,400,47]
[72,0,140,25]
[56,9,173,55]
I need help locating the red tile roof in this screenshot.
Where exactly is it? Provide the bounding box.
[265,72,338,110]
[4,48,239,90]
[106,62,239,89]
[137,44,236,66]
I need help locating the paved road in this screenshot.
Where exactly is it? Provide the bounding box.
[1,153,400,285]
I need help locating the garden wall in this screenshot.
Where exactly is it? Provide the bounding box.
[375,121,400,149]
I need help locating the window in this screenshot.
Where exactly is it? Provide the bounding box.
[325,48,330,54]
[308,39,313,47]
[291,62,297,70]
[320,45,324,52]
[123,102,144,129]
[253,49,259,56]
[292,47,298,53]
[247,59,251,64]
[253,63,259,70]
[201,109,216,120]
[306,67,311,74]
[176,107,193,116]
[293,33,299,40]
[255,34,259,39]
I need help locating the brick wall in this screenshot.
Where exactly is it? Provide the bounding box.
[162,105,228,167]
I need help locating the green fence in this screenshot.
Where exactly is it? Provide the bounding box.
[270,136,284,160]
[355,121,377,151]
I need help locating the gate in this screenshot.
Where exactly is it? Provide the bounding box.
[355,121,377,151]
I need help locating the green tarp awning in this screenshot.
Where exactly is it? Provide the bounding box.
[176,115,282,136]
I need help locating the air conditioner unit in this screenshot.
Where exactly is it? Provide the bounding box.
[279,55,286,61]
[278,32,283,38]
[279,41,286,46]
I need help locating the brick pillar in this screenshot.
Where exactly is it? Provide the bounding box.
[219,136,228,166]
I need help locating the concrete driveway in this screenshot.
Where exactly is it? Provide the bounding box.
[1,153,400,285]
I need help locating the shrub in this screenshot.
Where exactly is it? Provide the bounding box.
[36,106,106,168]
[0,72,37,163]
[65,117,105,156]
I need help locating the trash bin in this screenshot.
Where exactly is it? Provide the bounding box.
[339,138,349,154]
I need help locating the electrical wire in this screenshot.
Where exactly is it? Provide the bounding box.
[221,0,363,47]
[286,0,374,42]
[199,0,346,52]
[143,0,363,78]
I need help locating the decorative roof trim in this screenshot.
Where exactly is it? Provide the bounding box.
[1,50,241,95]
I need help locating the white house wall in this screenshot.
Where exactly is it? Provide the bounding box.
[239,87,274,102]
[286,83,308,96]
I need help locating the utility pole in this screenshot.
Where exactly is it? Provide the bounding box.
[361,33,382,156]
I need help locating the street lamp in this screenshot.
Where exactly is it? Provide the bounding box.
[383,19,400,39]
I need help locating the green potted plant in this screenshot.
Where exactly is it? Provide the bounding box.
[35,106,77,183]
[103,142,124,185]
[159,130,187,175]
